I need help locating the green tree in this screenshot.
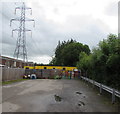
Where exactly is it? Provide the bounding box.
[50,39,90,66]
[77,34,120,89]
[77,52,91,77]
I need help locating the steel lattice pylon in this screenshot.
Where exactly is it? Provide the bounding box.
[10,2,35,62]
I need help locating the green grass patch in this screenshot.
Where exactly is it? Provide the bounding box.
[2,79,29,85]
[54,75,62,79]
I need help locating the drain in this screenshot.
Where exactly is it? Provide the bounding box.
[54,94,62,102]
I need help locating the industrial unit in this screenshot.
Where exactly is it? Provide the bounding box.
[0,56,34,68]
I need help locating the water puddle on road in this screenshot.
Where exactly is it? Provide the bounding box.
[78,101,85,106]
[54,94,62,102]
[76,91,86,98]
[76,91,82,95]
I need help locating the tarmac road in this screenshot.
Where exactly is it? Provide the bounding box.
[2,79,119,112]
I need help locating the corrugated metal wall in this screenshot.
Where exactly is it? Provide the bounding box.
[25,69,63,79]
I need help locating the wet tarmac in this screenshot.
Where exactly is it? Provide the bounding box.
[2,79,119,112]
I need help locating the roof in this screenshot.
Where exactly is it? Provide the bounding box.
[0,56,26,63]
[0,55,34,64]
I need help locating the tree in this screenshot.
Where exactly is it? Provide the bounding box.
[77,52,91,77]
[76,34,120,90]
[49,57,56,65]
[49,39,90,66]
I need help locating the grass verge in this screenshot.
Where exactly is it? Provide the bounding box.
[1,79,29,85]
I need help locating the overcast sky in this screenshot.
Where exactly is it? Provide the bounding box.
[0,0,119,64]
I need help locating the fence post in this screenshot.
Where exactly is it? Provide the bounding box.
[87,78,89,84]
[112,89,115,104]
[85,77,87,82]
[86,77,88,82]
[100,83,102,94]
[92,80,95,88]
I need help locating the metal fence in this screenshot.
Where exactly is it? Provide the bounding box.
[2,68,25,81]
[81,76,120,103]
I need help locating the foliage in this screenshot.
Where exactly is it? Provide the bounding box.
[77,34,120,90]
[49,39,90,66]
[77,52,91,76]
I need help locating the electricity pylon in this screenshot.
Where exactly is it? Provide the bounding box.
[10,2,35,62]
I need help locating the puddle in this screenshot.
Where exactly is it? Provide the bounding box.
[83,96,86,98]
[54,95,62,102]
[78,101,85,106]
[76,91,82,95]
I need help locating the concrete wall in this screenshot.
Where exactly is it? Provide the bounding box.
[2,68,25,81]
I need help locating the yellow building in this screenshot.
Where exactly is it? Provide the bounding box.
[24,65,77,71]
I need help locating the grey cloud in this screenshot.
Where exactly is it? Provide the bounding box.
[55,15,110,47]
[104,2,118,16]
[1,2,114,63]
[53,8,59,14]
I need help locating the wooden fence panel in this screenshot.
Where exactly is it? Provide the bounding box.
[0,68,2,82]
[2,68,25,81]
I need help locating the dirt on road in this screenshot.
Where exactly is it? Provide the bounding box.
[2,79,119,112]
